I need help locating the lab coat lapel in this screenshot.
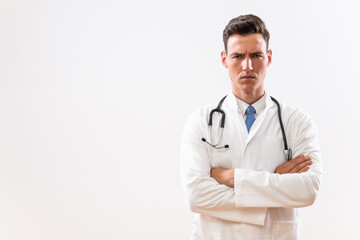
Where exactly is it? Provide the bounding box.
[246,95,274,145]
[223,93,248,153]
[246,111,266,145]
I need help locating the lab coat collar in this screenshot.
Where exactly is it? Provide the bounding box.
[224,92,275,145]
[226,92,239,112]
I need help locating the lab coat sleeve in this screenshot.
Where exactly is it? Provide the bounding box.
[234,110,322,208]
[180,110,268,225]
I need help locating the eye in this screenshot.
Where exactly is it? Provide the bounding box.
[253,54,263,58]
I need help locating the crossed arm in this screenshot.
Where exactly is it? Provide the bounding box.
[211,154,313,187]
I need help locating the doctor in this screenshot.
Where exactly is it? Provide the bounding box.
[180,14,322,240]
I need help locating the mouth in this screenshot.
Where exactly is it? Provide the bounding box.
[241,75,256,80]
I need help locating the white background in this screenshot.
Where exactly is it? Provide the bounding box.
[0,0,359,239]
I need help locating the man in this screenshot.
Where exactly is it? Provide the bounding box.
[180,14,321,240]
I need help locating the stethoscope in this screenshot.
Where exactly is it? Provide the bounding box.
[201,95,293,161]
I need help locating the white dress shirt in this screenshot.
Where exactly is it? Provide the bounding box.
[235,92,266,120]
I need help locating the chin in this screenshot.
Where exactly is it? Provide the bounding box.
[240,82,256,90]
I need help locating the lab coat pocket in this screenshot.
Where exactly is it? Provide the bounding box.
[258,137,286,172]
[272,220,301,240]
[209,147,236,169]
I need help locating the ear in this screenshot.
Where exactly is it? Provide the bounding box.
[266,49,272,67]
[221,51,228,68]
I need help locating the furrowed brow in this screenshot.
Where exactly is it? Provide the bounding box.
[229,52,244,57]
[250,51,265,55]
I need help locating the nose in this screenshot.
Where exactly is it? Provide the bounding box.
[242,57,253,71]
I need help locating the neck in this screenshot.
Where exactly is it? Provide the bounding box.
[233,90,265,105]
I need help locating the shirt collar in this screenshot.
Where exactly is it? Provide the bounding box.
[235,92,267,117]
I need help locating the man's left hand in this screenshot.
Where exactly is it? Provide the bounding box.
[210,168,234,187]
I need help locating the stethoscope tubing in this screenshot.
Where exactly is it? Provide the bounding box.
[202,95,292,160]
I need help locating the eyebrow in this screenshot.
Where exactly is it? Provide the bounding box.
[229,51,265,56]
[250,51,265,55]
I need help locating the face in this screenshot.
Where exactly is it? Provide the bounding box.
[221,33,272,100]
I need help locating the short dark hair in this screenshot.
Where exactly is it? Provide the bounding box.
[223,14,270,53]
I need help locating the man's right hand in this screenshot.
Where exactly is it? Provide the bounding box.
[274,154,312,174]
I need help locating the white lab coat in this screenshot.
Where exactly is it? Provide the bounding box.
[180,93,322,240]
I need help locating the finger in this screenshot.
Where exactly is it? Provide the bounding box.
[297,164,310,173]
[290,155,311,166]
[282,155,310,172]
[289,160,312,173]
[289,157,312,173]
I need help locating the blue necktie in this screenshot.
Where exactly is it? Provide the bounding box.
[245,105,256,132]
